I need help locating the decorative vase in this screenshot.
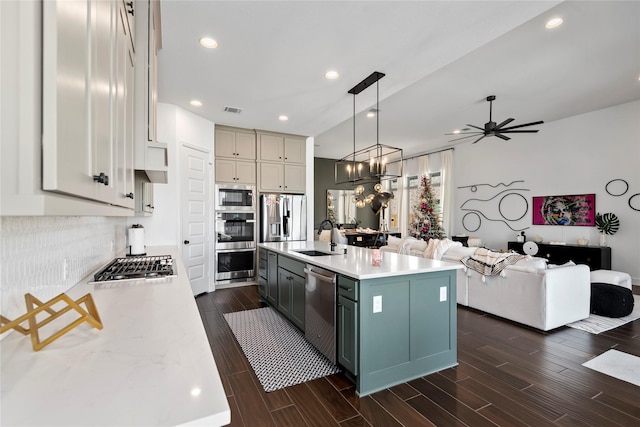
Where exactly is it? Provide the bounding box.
[599,232,607,246]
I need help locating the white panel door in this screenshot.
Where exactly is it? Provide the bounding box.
[180,144,211,296]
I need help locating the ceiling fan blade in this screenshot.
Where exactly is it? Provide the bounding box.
[448,133,483,142]
[471,135,487,144]
[499,120,544,131]
[500,129,540,133]
[465,124,485,131]
[495,118,514,129]
[495,133,511,141]
[445,131,484,136]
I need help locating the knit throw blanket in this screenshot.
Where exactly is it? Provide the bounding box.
[462,248,526,276]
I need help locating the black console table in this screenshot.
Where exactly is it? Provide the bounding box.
[508,241,611,271]
[345,231,401,248]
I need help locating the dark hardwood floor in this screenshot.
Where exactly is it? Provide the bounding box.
[196,285,640,426]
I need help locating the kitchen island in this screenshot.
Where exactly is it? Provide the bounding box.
[259,240,463,396]
[0,246,230,426]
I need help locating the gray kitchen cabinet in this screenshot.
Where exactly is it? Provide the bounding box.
[337,275,359,376]
[276,255,305,331]
[215,159,256,184]
[258,163,305,193]
[258,250,268,299]
[134,0,168,183]
[266,251,278,306]
[338,295,358,376]
[215,126,256,160]
[257,132,306,164]
[41,0,134,210]
[257,131,306,193]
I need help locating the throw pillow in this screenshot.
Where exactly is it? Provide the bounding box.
[515,256,548,270]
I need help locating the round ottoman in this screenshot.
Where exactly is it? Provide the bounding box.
[590,270,632,290]
[590,282,634,318]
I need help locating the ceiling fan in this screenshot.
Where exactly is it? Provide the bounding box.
[447,95,543,144]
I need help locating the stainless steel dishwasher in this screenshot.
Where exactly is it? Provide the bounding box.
[304,264,337,364]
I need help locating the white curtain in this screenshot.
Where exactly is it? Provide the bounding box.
[418,155,430,177]
[441,149,453,237]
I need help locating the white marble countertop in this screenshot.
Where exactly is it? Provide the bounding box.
[259,241,462,280]
[0,246,230,426]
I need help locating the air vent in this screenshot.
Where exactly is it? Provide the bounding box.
[223,106,242,114]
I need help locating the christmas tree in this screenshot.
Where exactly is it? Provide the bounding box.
[409,175,445,241]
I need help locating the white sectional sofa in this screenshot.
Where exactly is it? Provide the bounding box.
[382,237,591,331]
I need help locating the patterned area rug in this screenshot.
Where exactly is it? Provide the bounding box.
[567,295,640,334]
[223,307,340,392]
[583,349,640,387]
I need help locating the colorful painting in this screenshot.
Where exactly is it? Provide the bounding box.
[532,194,595,226]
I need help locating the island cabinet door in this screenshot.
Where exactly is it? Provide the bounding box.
[266,251,278,305]
[337,295,358,376]
[277,267,292,317]
[357,270,457,396]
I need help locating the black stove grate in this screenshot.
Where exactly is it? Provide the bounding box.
[92,255,175,283]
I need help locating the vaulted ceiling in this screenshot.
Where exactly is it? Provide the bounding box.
[158,1,640,159]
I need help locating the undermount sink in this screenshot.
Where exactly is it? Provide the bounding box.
[293,249,339,257]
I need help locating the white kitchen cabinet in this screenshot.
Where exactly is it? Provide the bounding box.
[134,0,167,183]
[134,172,154,216]
[215,126,256,160]
[1,0,131,216]
[258,163,305,193]
[41,0,134,210]
[215,159,256,184]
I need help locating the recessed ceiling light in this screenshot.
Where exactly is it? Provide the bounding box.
[199,37,218,49]
[324,70,339,80]
[366,112,375,118]
[190,100,202,107]
[278,115,289,121]
[452,129,461,134]
[545,17,563,29]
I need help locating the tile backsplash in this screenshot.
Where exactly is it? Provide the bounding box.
[0,216,127,322]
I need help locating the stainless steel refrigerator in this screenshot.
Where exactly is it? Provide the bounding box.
[260,194,307,242]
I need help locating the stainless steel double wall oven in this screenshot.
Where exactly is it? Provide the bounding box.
[214,184,256,282]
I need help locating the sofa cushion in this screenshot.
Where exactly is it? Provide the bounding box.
[387,235,403,248]
[590,282,635,318]
[441,245,477,260]
[515,256,548,270]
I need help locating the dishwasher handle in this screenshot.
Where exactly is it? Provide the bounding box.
[304,267,336,284]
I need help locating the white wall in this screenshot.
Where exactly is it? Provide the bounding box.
[130,103,215,245]
[0,217,127,324]
[451,100,640,283]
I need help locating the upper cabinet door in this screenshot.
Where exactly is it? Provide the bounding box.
[284,137,306,164]
[235,131,256,160]
[258,134,284,162]
[215,129,236,158]
[42,0,100,201]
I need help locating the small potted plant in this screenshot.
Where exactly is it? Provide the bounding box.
[595,212,619,246]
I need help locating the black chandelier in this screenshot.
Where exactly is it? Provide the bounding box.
[335,72,403,185]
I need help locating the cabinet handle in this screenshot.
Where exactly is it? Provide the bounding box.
[146,204,154,209]
[284,157,288,160]
[93,173,109,186]
[184,240,190,244]
[126,192,134,199]
[126,1,134,15]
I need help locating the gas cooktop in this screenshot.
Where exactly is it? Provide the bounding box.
[89,255,175,284]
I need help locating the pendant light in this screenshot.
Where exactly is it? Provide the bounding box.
[334,72,403,185]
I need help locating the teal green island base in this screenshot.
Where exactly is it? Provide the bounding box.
[355,270,457,396]
[258,241,461,397]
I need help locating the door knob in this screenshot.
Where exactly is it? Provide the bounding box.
[126,192,134,199]
[184,240,190,244]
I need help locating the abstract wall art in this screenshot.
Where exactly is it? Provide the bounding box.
[532,194,595,226]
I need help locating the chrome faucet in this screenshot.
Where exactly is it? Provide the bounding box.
[317,219,337,251]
